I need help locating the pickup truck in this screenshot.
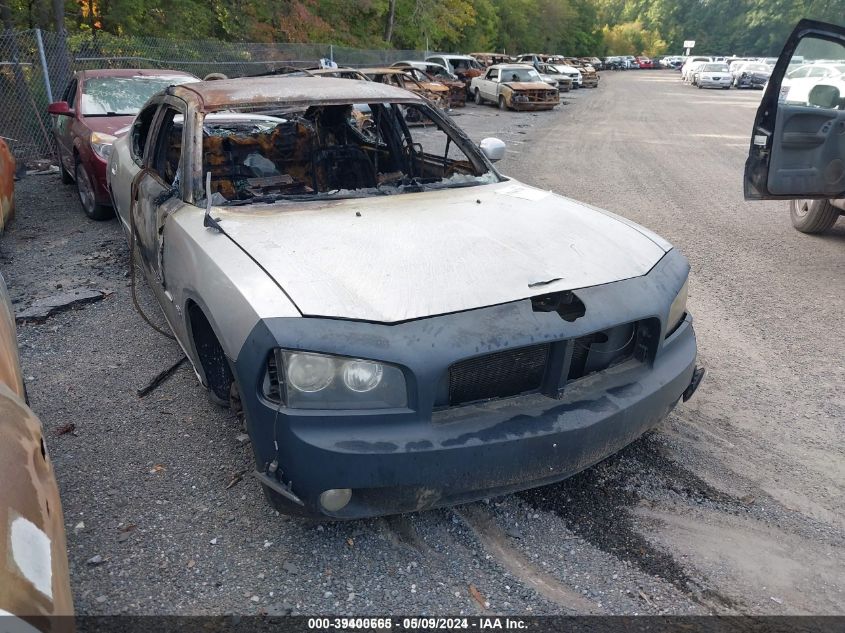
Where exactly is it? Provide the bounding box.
[470,64,558,111]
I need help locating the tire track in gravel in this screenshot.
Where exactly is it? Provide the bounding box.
[455,505,601,614]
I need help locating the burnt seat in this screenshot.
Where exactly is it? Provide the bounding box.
[313,145,377,191]
[202,119,317,200]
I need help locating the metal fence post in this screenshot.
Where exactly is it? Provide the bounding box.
[34,28,53,103]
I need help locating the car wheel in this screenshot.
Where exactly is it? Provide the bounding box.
[75,161,112,221]
[498,95,507,111]
[56,145,73,184]
[474,89,483,105]
[790,199,840,234]
[697,82,702,89]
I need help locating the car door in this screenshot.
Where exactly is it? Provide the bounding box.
[745,19,845,200]
[133,97,189,291]
[481,68,499,100]
[53,77,78,172]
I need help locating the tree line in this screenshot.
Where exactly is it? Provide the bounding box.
[4,0,844,58]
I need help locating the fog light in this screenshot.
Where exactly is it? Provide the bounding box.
[320,488,352,512]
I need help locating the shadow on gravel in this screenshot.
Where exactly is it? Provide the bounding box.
[517,433,743,610]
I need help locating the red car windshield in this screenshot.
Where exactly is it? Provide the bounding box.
[80,76,196,116]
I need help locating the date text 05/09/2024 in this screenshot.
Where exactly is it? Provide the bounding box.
[307,617,529,630]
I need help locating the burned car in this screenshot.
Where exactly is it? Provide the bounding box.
[107,78,701,519]
[0,273,74,625]
[360,69,449,106]
[391,62,467,106]
[470,64,559,110]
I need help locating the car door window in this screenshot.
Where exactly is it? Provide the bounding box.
[61,79,78,109]
[487,69,499,81]
[149,106,185,188]
[131,104,159,165]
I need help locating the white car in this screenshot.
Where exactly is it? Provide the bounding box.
[695,63,732,89]
[681,57,712,81]
[106,77,700,519]
[781,63,845,103]
[684,61,708,84]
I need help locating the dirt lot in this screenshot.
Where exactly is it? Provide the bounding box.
[2,71,843,615]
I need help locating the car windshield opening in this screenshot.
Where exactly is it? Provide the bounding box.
[703,64,729,72]
[197,102,498,206]
[80,76,196,116]
[503,68,541,82]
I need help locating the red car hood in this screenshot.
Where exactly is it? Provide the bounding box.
[80,115,135,137]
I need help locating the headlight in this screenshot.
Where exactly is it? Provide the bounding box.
[666,278,689,337]
[90,132,116,160]
[265,350,407,410]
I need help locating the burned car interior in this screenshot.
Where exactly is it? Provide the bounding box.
[153,101,493,205]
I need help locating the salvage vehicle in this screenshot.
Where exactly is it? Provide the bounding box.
[471,53,514,68]
[47,69,199,220]
[696,63,732,89]
[425,54,484,94]
[0,273,74,625]
[781,62,845,104]
[745,19,845,234]
[732,61,772,88]
[536,63,575,92]
[359,68,451,111]
[303,67,370,81]
[107,77,701,519]
[0,138,14,233]
[390,62,466,106]
[471,64,559,110]
[557,58,599,87]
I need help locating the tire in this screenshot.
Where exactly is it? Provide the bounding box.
[75,161,112,220]
[790,199,840,234]
[474,88,483,105]
[56,145,73,184]
[498,95,508,111]
[697,82,702,89]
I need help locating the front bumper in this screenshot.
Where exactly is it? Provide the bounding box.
[698,78,732,88]
[237,250,697,519]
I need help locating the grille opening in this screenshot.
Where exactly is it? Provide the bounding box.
[531,291,586,322]
[263,351,284,402]
[568,324,636,382]
[448,343,550,406]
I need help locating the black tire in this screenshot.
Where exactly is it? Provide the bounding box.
[474,88,483,105]
[790,199,840,234]
[56,145,73,184]
[498,95,508,111]
[75,161,113,220]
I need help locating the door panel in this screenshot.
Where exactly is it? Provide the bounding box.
[745,19,845,199]
[768,105,845,195]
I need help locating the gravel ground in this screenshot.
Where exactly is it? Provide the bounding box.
[2,72,843,616]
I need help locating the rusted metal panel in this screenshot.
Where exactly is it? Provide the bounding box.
[0,276,74,625]
[0,139,15,234]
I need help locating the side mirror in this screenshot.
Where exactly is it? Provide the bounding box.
[480,137,506,162]
[47,101,72,116]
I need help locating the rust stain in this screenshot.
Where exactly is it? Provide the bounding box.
[0,139,15,234]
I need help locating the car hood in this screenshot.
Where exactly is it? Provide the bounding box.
[214,180,669,323]
[503,81,554,90]
[80,114,135,136]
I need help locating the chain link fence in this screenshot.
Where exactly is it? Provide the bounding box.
[0,29,427,163]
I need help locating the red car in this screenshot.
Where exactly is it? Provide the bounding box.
[48,69,199,220]
[635,56,654,69]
